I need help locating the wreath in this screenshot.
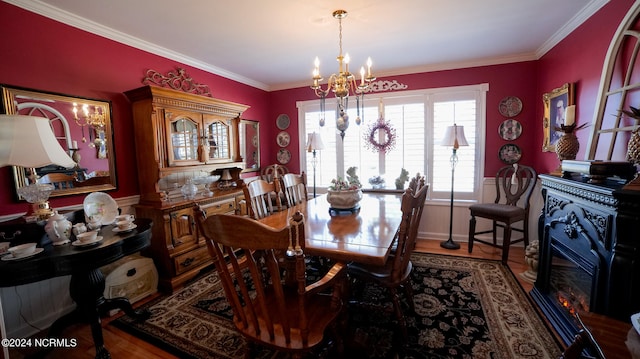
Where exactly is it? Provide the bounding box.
[364,118,397,154]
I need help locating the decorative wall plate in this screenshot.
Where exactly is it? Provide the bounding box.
[277,149,291,164]
[499,144,522,164]
[276,114,290,130]
[83,192,119,225]
[498,96,523,117]
[498,119,522,140]
[276,131,290,147]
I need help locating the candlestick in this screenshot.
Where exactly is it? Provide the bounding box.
[72,140,78,149]
[564,105,575,126]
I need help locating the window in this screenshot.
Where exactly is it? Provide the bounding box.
[297,84,487,202]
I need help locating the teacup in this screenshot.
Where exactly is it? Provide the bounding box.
[115,214,134,223]
[8,243,37,257]
[0,242,10,255]
[76,231,98,243]
[116,220,133,230]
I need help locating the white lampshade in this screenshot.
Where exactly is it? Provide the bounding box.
[0,115,75,168]
[306,132,325,152]
[441,124,469,149]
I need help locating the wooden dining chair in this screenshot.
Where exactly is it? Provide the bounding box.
[40,173,76,190]
[347,181,428,341]
[195,209,347,358]
[261,164,288,183]
[282,172,308,207]
[242,179,284,219]
[468,164,537,264]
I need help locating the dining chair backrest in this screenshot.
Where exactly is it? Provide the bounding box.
[40,173,76,190]
[282,172,308,207]
[408,172,426,193]
[261,164,288,183]
[242,179,283,219]
[195,209,347,355]
[390,182,429,283]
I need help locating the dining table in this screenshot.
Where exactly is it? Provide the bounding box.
[257,192,403,266]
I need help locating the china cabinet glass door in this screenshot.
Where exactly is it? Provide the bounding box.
[203,115,231,163]
[166,112,201,166]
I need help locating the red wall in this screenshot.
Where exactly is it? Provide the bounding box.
[0,1,635,216]
[0,2,268,215]
[269,62,539,177]
[535,0,636,173]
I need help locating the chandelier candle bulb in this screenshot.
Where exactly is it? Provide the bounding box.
[360,67,365,85]
[367,57,372,77]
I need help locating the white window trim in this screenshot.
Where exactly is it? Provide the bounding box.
[296,83,487,204]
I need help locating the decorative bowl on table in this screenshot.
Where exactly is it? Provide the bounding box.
[326,171,363,212]
[327,189,363,210]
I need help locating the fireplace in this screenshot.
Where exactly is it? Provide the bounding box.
[532,175,640,350]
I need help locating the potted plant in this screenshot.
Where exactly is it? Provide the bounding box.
[327,167,363,210]
[395,168,410,190]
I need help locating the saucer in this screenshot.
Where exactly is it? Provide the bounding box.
[113,224,137,233]
[72,236,103,247]
[1,248,44,261]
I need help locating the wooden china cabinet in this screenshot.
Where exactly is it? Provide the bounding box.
[125,85,249,292]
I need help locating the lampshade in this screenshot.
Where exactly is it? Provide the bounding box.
[306,132,325,152]
[0,115,76,168]
[440,124,469,149]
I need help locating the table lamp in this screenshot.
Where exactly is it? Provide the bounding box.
[440,123,468,250]
[0,115,76,220]
[306,132,324,198]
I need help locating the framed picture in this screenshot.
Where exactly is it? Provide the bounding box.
[542,83,574,152]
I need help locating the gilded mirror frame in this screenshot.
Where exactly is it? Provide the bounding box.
[1,85,117,198]
[239,119,260,172]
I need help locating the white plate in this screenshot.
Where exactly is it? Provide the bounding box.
[1,248,44,261]
[83,192,119,225]
[632,313,640,335]
[72,236,103,247]
[112,224,137,233]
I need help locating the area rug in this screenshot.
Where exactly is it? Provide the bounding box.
[113,253,562,358]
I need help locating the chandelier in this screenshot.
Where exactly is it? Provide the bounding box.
[311,9,376,139]
[72,102,106,142]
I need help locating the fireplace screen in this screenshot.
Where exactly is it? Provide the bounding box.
[549,248,592,316]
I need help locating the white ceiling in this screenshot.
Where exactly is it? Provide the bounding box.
[6,0,608,91]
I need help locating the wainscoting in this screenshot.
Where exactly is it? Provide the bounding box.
[0,179,544,340]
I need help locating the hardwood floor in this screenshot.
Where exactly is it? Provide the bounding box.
[8,239,536,359]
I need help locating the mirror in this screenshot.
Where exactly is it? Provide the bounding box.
[239,119,260,172]
[1,85,117,198]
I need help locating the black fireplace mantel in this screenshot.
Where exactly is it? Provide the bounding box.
[532,174,640,346]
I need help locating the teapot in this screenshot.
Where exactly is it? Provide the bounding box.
[45,211,72,245]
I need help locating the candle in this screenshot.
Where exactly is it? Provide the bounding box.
[367,57,372,77]
[360,67,365,85]
[564,105,576,126]
[72,140,78,149]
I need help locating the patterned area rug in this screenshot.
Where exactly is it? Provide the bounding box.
[113,253,562,358]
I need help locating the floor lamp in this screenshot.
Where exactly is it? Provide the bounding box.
[306,132,324,198]
[440,123,468,250]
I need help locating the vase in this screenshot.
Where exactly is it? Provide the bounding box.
[555,131,579,161]
[326,189,363,209]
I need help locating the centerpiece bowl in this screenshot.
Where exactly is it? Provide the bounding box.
[327,188,363,210]
[326,169,363,214]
